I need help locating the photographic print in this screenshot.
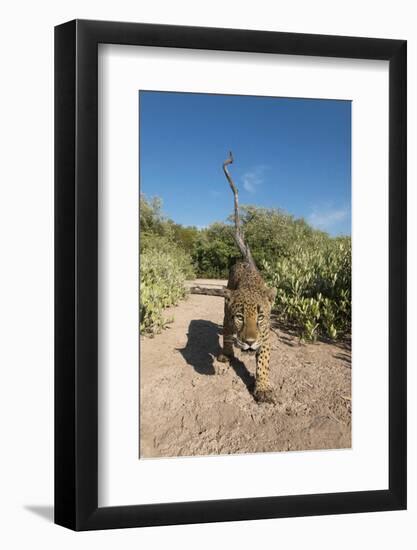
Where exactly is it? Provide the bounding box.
[139,91,352,459]
[55,21,406,529]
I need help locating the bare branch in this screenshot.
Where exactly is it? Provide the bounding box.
[222,151,257,270]
[222,151,241,233]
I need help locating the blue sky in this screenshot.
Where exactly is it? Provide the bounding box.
[139,91,351,236]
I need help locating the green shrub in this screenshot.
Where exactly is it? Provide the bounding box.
[140,236,194,335]
[262,236,351,341]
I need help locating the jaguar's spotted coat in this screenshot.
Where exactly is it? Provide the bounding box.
[218,261,277,403]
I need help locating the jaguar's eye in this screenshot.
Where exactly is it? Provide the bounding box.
[235,314,244,322]
[258,314,265,322]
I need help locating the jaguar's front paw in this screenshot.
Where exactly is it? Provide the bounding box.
[217,352,233,363]
[254,385,276,404]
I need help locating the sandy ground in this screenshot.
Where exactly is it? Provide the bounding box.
[140,282,351,458]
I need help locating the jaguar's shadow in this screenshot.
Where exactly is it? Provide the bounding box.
[178,319,254,392]
[178,319,221,375]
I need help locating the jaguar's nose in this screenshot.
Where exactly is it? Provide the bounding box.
[245,337,256,346]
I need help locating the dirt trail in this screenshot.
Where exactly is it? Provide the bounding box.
[140,283,351,458]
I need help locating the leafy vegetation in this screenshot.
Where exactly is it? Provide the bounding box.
[262,236,351,342]
[140,194,351,341]
[140,196,195,334]
[192,206,321,279]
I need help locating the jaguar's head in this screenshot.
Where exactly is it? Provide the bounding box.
[223,287,277,355]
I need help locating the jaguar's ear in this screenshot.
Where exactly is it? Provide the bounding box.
[221,287,233,302]
[267,287,277,304]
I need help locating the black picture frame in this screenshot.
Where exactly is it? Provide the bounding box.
[55,19,407,531]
